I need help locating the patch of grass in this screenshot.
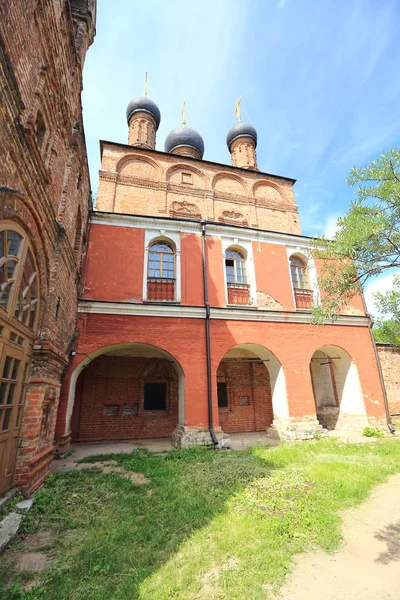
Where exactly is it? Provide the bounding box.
[363,426,384,438]
[1,440,400,599]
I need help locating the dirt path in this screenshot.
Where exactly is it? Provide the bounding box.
[278,473,400,600]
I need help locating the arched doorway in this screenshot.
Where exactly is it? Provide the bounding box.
[310,345,367,430]
[0,225,40,494]
[70,343,184,442]
[216,344,288,434]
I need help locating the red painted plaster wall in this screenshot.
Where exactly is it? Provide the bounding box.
[207,236,226,307]
[180,233,203,305]
[313,257,366,316]
[83,224,144,302]
[253,241,295,310]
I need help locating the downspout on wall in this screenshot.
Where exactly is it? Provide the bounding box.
[201,221,219,446]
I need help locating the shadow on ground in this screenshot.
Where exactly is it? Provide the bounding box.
[1,446,278,599]
[374,520,400,564]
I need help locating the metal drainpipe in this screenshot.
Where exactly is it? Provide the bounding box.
[360,293,395,433]
[201,220,219,446]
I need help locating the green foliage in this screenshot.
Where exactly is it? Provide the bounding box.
[371,274,400,345]
[362,427,384,438]
[313,149,400,322]
[2,441,400,599]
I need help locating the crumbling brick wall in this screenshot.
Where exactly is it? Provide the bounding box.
[0,0,96,493]
[376,344,400,415]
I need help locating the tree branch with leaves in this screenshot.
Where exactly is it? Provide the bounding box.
[313,149,400,325]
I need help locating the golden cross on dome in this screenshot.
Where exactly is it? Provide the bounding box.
[234,97,242,122]
[181,99,187,126]
[144,72,148,96]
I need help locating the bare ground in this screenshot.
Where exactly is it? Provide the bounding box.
[278,473,400,600]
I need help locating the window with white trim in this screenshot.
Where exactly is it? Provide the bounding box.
[289,255,313,309]
[225,247,250,305]
[147,241,176,301]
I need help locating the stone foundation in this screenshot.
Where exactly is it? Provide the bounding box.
[317,408,369,431]
[367,416,392,431]
[172,425,229,448]
[267,417,327,441]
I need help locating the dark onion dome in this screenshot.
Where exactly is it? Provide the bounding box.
[164,126,205,158]
[226,122,257,150]
[126,96,161,128]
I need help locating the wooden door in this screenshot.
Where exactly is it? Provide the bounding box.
[0,344,30,494]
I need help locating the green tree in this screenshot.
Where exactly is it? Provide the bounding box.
[372,275,400,345]
[313,149,400,323]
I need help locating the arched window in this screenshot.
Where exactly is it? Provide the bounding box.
[147,241,175,301]
[225,248,249,305]
[290,255,313,309]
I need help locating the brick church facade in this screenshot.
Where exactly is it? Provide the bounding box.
[56,94,389,453]
[0,3,392,498]
[0,0,95,495]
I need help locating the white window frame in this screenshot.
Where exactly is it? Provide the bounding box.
[221,237,257,306]
[143,229,181,302]
[285,245,320,308]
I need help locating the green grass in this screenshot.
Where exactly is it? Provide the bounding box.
[2,439,400,599]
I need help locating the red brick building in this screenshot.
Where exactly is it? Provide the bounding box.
[56,95,389,450]
[0,0,96,495]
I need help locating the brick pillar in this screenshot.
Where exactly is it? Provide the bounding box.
[13,345,67,494]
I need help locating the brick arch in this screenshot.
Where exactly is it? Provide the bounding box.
[115,153,160,176]
[215,343,289,433]
[0,215,49,334]
[64,342,186,438]
[252,179,283,202]
[0,193,50,297]
[165,163,206,182]
[309,344,367,430]
[212,172,247,195]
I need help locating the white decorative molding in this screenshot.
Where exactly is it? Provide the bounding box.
[90,211,322,249]
[78,300,370,327]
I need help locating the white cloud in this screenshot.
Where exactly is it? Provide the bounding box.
[323,216,340,239]
[364,271,400,317]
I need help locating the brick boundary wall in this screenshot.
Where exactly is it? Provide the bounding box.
[376,344,400,415]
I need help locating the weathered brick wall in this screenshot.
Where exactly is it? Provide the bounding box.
[377,344,400,415]
[71,355,179,441]
[0,0,95,493]
[217,358,273,433]
[96,143,301,235]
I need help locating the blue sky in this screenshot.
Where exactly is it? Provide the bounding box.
[81,0,400,312]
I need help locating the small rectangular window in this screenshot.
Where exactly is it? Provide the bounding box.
[239,395,250,406]
[122,404,138,417]
[144,383,167,410]
[217,382,228,408]
[104,405,119,417]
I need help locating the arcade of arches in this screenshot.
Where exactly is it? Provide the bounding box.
[66,341,370,445]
